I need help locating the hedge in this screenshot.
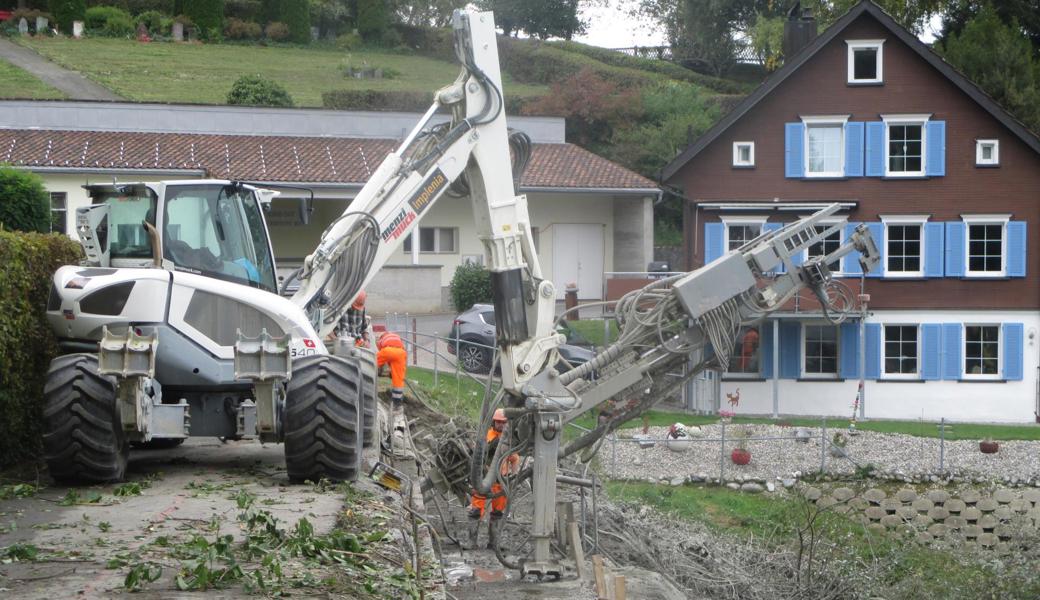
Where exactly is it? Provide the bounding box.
[48,0,86,34]
[322,88,536,115]
[449,262,492,312]
[0,231,83,469]
[277,0,308,43]
[0,167,50,233]
[182,0,223,38]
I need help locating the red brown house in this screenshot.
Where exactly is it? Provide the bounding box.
[663,1,1040,423]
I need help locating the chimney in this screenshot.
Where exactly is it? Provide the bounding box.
[783,1,818,59]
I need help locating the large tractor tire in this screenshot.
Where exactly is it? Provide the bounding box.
[42,353,129,484]
[357,354,377,448]
[284,355,363,483]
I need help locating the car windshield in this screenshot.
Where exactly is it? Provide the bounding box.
[162,184,277,293]
[90,186,158,260]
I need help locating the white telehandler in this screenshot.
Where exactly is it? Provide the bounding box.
[44,9,879,577]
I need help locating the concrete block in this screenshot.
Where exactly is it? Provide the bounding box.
[993,489,1014,504]
[962,524,982,539]
[912,498,934,513]
[962,507,982,522]
[896,506,917,521]
[976,497,998,512]
[832,487,855,502]
[994,524,1014,539]
[960,489,981,504]
[943,498,966,514]
[1009,498,1031,513]
[817,495,837,509]
[895,488,917,503]
[804,487,822,501]
[994,506,1013,521]
[978,514,999,530]
[926,489,950,504]
[927,523,948,537]
[849,497,870,511]
[927,507,950,521]
[881,498,902,513]
[881,515,902,528]
[1022,489,1040,504]
[865,506,887,521]
[912,514,933,527]
[977,532,999,547]
[915,531,933,544]
[945,516,968,530]
[866,522,886,535]
[863,488,886,503]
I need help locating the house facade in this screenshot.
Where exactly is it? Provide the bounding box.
[663,1,1040,423]
[1,101,658,313]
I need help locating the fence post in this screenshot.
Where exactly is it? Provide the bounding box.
[719,421,726,483]
[939,417,946,474]
[611,434,617,479]
[411,317,417,365]
[820,418,828,473]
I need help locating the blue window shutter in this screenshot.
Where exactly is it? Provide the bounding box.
[1003,323,1024,381]
[865,222,884,278]
[942,323,962,380]
[924,222,945,277]
[1007,221,1027,277]
[864,323,881,379]
[926,121,946,177]
[762,223,784,273]
[839,322,860,378]
[844,122,864,177]
[779,321,801,379]
[761,321,774,378]
[704,222,724,264]
[785,123,805,178]
[945,222,966,276]
[843,222,863,275]
[920,324,941,380]
[865,122,885,177]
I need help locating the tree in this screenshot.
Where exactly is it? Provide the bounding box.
[226,74,296,107]
[522,67,642,150]
[356,0,388,42]
[0,167,51,234]
[182,0,224,38]
[309,0,351,37]
[48,0,86,33]
[937,0,1040,52]
[390,0,466,27]
[479,0,590,40]
[278,0,311,42]
[937,5,1040,131]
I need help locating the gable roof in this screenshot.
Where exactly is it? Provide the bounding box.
[661,0,1040,182]
[0,128,658,192]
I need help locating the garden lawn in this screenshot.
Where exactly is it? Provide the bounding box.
[0,58,64,99]
[14,38,547,106]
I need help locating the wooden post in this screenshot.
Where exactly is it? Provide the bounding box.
[592,555,608,600]
[613,575,626,600]
[569,521,585,580]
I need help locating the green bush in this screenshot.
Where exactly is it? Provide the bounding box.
[135,9,164,33]
[48,0,86,34]
[224,16,261,39]
[277,0,309,43]
[224,0,261,22]
[0,231,83,469]
[449,262,492,312]
[322,88,534,114]
[356,0,387,43]
[0,167,50,233]
[182,0,223,39]
[392,23,454,59]
[102,11,134,36]
[227,74,294,106]
[125,0,174,15]
[264,20,288,41]
[335,31,362,50]
[84,5,128,30]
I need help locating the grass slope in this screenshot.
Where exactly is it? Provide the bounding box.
[14,38,546,106]
[0,58,65,99]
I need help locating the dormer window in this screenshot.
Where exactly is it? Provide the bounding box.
[847,40,884,84]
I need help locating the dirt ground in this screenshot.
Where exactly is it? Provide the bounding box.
[0,437,387,598]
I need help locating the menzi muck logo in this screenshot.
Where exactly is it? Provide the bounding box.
[408,169,447,216]
[380,208,416,242]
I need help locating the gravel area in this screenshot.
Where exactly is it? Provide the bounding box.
[603,424,1040,486]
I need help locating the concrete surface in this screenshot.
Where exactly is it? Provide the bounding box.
[0,438,348,598]
[0,39,121,101]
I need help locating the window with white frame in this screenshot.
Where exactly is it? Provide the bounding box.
[732,142,754,167]
[49,192,68,234]
[883,217,926,276]
[884,324,918,377]
[403,227,457,254]
[976,139,999,166]
[723,219,763,252]
[964,325,1000,377]
[847,40,884,83]
[808,224,842,273]
[803,324,838,377]
[803,117,847,177]
[883,114,929,177]
[964,216,1007,276]
[727,325,761,375]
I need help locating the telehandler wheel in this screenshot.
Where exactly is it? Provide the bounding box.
[359,357,377,448]
[284,355,363,483]
[41,353,129,484]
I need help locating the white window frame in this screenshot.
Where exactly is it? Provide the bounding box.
[721,216,765,252]
[846,39,884,84]
[882,323,920,380]
[976,139,999,166]
[403,226,459,254]
[963,214,1009,278]
[732,141,755,167]
[802,115,849,178]
[962,323,1002,380]
[49,191,68,235]
[879,215,928,278]
[803,220,844,276]
[882,114,930,178]
[801,323,840,379]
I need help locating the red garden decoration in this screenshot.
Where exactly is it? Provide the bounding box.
[979,440,999,454]
[731,448,751,465]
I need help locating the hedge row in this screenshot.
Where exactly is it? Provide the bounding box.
[0,231,82,469]
[321,88,536,115]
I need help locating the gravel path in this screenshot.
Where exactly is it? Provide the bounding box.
[604,424,1040,486]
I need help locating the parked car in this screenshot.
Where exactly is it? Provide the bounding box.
[448,304,595,374]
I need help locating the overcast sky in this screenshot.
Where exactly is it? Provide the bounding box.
[571,1,943,49]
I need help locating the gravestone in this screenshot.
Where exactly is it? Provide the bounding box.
[311,26,320,40]
[172,22,184,41]
[18,18,28,35]
[36,16,48,33]
[73,20,83,38]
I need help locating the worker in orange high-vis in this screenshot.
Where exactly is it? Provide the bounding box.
[376,331,407,406]
[468,408,520,521]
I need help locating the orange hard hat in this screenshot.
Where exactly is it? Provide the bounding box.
[352,290,366,310]
[492,408,507,422]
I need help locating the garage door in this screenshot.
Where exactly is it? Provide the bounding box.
[552,224,604,300]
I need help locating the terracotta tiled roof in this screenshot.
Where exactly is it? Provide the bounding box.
[0,129,657,191]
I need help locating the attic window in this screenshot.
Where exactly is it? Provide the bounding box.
[732,142,754,167]
[847,40,884,84]
[976,139,999,166]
